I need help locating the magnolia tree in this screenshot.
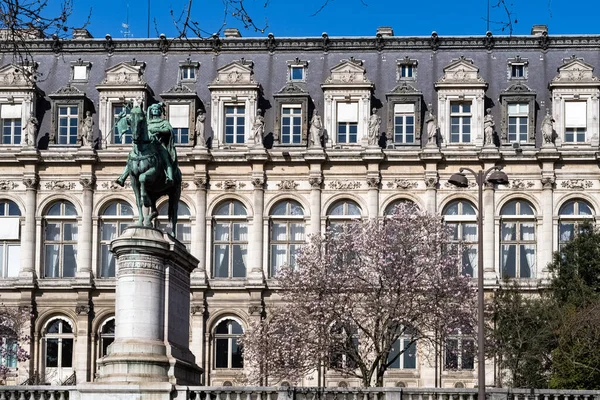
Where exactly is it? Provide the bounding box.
[241,205,476,387]
[0,306,30,379]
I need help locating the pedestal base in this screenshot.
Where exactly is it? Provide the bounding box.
[78,382,178,400]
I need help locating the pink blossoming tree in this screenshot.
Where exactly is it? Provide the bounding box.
[0,306,30,380]
[241,204,476,387]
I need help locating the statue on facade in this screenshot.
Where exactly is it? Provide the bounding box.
[368,107,381,146]
[22,114,38,147]
[195,109,206,147]
[309,110,323,147]
[425,106,438,146]
[542,109,555,145]
[483,108,495,146]
[79,111,94,148]
[251,109,265,146]
[114,102,182,232]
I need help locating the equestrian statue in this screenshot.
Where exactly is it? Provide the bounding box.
[114,102,182,234]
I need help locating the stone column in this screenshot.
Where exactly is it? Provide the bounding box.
[77,177,95,279]
[483,183,496,281]
[539,176,555,279]
[366,176,380,218]
[308,176,322,236]
[248,176,265,284]
[191,177,207,284]
[424,176,439,214]
[19,176,38,280]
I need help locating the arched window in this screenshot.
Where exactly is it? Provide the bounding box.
[269,200,305,277]
[326,199,361,232]
[559,199,594,248]
[212,200,248,278]
[44,200,78,278]
[214,319,243,369]
[99,201,134,278]
[158,201,192,248]
[384,199,418,216]
[0,200,21,278]
[98,318,115,358]
[443,200,477,277]
[500,200,536,278]
[43,318,74,383]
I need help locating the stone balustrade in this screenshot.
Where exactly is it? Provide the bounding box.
[0,386,75,399]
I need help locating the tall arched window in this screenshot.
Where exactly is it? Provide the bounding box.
[213,200,248,278]
[0,200,21,278]
[326,199,361,232]
[443,200,477,277]
[158,201,192,248]
[43,318,74,383]
[384,199,418,216]
[559,199,594,249]
[214,319,243,369]
[98,318,115,358]
[99,201,134,278]
[269,199,305,277]
[500,200,536,278]
[44,200,78,278]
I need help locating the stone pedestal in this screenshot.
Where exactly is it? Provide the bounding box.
[79,226,202,399]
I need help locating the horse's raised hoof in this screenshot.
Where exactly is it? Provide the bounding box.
[115,178,125,187]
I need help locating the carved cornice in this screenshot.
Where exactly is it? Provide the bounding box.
[45,181,76,191]
[560,179,593,189]
[0,180,17,190]
[386,179,418,190]
[101,180,131,191]
[328,180,361,190]
[49,84,86,98]
[214,180,245,190]
[276,180,299,190]
[509,179,534,189]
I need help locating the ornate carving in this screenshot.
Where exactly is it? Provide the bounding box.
[101,181,131,190]
[375,33,385,52]
[538,31,549,50]
[366,177,381,189]
[0,181,17,190]
[251,177,265,189]
[118,254,165,277]
[308,177,323,189]
[509,179,534,189]
[328,180,361,190]
[53,84,85,96]
[322,32,330,52]
[191,305,206,315]
[541,177,555,189]
[79,177,96,190]
[75,304,91,315]
[104,34,115,54]
[277,180,299,190]
[444,181,477,189]
[215,180,244,190]
[248,305,263,316]
[483,31,494,50]
[45,181,76,190]
[425,177,439,189]
[23,177,39,190]
[164,83,194,94]
[266,33,277,52]
[194,177,208,189]
[158,33,169,54]
[386,179,417,190]
[430,31,440,51]
[560,179,593,190]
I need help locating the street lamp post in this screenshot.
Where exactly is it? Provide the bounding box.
[448,166,508,400]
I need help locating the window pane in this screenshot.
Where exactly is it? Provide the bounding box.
[232,245,247,278]
[388,339,400,368]
[63,224,78,241]
[45,245,60,278]
[63,245,77,277]
[46,224,61,241]
[46,339,59,367]
[102,223,117,241]
[215,223,229,241]
[231,339,243,368]
[404,340,417,369]
[6,245,20,277]
[462,340,475,370]
[501,245,516,278]
[445,339,458,369]
[215,338,228,368]
[61,339,73,367]
[101,244,115,277]
[214,245,229,278]
[271,223,287,241]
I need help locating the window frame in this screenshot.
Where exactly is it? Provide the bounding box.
[326,199,362,232]
[444,331,475,371]
[212,200,248,279]
[0,200,21,278]
[99,201,134,278]
[213,318,244,370]
[558,199,594,249]
[98,317,115,358]
[449,101,472,144]
[563,100,587,143]
[396,57,418,81]
[499,200,537,279]
[385,87,423,147]
[223,104,247,145]
[1,117,21,145]
[280,104,303,145]
[157,201,192,248]
[507,56,529,80]
[443,200,478,277]
[286,59,308,83]
[499,84,536,145]
[269,199,306,277]
[506,102,530,143]
[56,104,79,145]
[43,201,78,279]
[167,102,192,145]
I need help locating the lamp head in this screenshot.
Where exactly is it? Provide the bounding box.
[487,170,509,185]
[448,172,469,188]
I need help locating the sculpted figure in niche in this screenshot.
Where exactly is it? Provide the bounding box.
[309,110,323,147]
[425,106,438,145]
[542,109,555,145]
[368,107,381,145]
[79,111,94,148]
[22,114,38,147]
[195,109,206,147]
[252,109,265,145]
[484,108,495,146]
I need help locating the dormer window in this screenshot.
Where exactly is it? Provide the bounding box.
[70,60,91,83]
[178,59,200,83]
[286,59,308,83]
[507,56,528,80]
[397,57,417,81]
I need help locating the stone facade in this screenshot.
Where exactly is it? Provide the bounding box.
[0,28,599,388]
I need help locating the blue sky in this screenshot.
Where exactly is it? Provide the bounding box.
[57,0,598,39]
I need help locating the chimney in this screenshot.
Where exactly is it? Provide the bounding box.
[531,25,548,36]
[376,26,394,37]
[224,28,242,38]
[73,28,93,39]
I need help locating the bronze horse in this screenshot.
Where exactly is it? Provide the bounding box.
[115,104,182,234]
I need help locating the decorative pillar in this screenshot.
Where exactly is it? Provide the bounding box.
[539,176,555,278]
[308,176,323,236]
[191,176,208,284]
[424,176,439,214]
[77,177,95,279]
[483,183,496,281]
[19,176,38,280]
[248,175,265,284]
[366,175,380,218]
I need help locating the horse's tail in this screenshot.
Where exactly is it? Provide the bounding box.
[169,165,183,237]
